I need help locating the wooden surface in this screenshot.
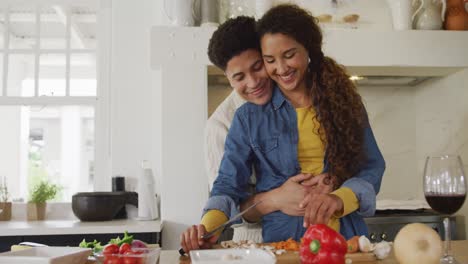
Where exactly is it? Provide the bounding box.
[159,240,468,264]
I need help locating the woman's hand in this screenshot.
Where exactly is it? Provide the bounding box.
[180,224,219,254]
[300,173,335,194]
[271,173,313,216]
[299,193,343,228]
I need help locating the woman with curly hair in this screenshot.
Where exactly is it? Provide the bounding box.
[194,5,385,248]
[235,4,385,241]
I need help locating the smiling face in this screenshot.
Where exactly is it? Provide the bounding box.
[225,49,273,105]
[260,33,309,94]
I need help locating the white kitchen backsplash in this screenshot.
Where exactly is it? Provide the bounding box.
[359,85,418,200]
[359,69,468,202]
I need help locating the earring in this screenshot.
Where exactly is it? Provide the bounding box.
[308,57,311,64]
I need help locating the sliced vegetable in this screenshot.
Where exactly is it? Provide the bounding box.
[270,238,300,251]
[394,223,442,264]
[300,224,347,264]
[346,236,359,253]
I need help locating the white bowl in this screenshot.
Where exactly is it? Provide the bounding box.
[190,248,276,264]
[0,247,91,264]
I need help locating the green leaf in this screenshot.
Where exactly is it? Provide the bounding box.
[28,181,61,203]
[79,239,88,248]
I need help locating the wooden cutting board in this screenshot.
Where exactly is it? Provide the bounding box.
[214,243,377,263]
[274,251,376,264]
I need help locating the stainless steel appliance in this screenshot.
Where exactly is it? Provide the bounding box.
[364,210,456,242]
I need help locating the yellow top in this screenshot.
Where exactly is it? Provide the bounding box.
[296,107,358,231]
[296,107,325,175]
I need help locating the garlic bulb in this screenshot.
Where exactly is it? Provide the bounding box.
[358,236,372,253]
[373,241,392,260]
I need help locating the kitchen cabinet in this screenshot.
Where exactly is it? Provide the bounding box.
[0,233,160,253]
[0,219,163,252]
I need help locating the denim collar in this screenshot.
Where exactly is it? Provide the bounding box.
[271,84,287,110]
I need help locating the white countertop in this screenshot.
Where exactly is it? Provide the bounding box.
[0,219,163,236]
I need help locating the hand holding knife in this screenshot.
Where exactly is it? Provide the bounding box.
[179,200,263,256]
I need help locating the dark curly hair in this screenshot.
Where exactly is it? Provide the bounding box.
[208,16,260,71]
[257,4,366,186]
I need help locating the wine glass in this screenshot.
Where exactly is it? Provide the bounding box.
[424,155,466,264]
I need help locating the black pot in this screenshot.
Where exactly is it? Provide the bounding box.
[72,192,138,221]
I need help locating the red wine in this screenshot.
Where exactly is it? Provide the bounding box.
[425,194,466,215]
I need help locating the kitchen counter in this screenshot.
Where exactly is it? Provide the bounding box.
[159,240,468,264]
[0,219,163,236]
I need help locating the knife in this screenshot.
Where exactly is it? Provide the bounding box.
[201,200,263,239]
[178,200,263,256]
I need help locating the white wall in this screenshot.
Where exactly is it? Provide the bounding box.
[109,0,161,195]
[359,86,418,199]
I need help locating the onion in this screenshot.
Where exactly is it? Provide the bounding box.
[394,223,442,264]
[131,239,148,249]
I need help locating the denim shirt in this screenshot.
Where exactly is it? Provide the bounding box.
[206,86,386,242]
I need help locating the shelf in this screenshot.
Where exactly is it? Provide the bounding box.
[151,26,468,77]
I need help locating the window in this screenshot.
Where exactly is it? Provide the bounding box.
[0,0,105,202]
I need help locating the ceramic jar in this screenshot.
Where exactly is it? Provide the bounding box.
[444,0,468,30]
[413,0,447,30]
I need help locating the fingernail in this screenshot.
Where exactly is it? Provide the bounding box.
[303,222,307,228]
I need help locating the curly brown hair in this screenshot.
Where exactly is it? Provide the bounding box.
[257,4,366,185]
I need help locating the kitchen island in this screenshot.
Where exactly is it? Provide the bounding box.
[159,240,468,264]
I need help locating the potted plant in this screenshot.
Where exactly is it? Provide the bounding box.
[0,177,11,221]
[27,181,60,221]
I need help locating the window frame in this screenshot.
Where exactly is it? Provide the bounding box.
[0,0,112,196]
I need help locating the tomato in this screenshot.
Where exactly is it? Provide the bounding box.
[119,243,132,254]
[123,250,143,264]
[103,244,119,255]
[103,256,123,264]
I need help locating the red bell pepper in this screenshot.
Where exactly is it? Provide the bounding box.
[300,224,347,264]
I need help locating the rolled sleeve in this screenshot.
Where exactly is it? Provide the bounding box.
[202,195,242,226]
[342,178,376,217]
